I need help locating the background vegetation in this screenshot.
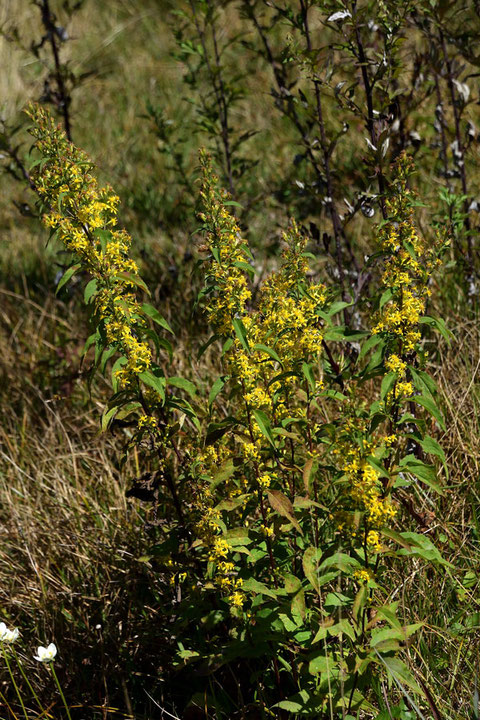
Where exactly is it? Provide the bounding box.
[1,0,480,718]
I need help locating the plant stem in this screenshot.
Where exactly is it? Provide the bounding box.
[50,664,73,720]
[11,649,46,715]
[38,0,72,140]
[2,647,28,720]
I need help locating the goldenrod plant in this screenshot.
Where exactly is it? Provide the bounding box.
[25,104,201,536]
[188,151,448,716]
[22,103,449,716]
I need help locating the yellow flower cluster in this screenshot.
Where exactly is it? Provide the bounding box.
[27,105,153,391]
[198,153,252,335]
[366,530,382,552]
[372,154,440,359]
[354,568,373,584]
[198,156,330,601]
[385,354,406,376]
[138,415,158,430]
[201,167,327,445]
[209,534,245,609]
[200,154,327,426]
[190,445,247,610]
[343,447,396,528]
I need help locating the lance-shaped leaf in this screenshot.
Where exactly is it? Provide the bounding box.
[267,490,303,535]
[302,546,322,591]
[252,409,276,448]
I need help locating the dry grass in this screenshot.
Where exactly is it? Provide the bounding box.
[0,290,172,717]
[385,319,480,718]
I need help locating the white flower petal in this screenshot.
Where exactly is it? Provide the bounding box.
[47,643,57,658]
[3,628,19,643]
[35,646,48,661]
[327,10,351,23]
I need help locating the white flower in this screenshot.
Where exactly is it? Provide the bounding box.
[34,643,57,662]
[327,10,351,23]
[0,623,19,643]
[453,79,470,103]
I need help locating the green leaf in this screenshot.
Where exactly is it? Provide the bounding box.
[252,409,276,448]
[274,691,312,713]
[93,228,111,253]
[324,326,368,342]
[223,527,252,546]
[274,700,304,713]
[148,330,173,362]
[101,404,119,432]
[115,401,141,421]
[56,263,81,295]
[113,298,131,320]
[205,419,236,446]
[111,356,127,392]
[232,316,250,353]
[373,654,424,697]
[364,342,385,375]
[320,553,361,573]
[224,200,243,208]
[100,346,117,375]
[302,546,322,592]
[209,376,227,408]
[324,591,354,608]
[370,627,405,648]
[211,458,236,487]
[366,455,389,479]
[167,376,197,398]
[84,278,98,304]
[353,585,368,625]
[242,577,277,599]
[327,300,353,316]
[302,362,316,392]
[267,490,303,535]
[303,456,317,495]
[284,574,305,620]
[233,260,255,278]
[358,334,383,361]
[114,272,150,295]
[381,371,397,400]
[411,394,445,431]
[308,652,336,675]
[419,434,448,479]
[141,303,174,335]
[399,455,443,494]
[410,367,438,398]
[167,397,199,430]
[420,315,452,343]
[197,333,220,359]
[382,529,452,567]
[379,288,393,310]
[315,570,340,587]
[83,331,97,356]
[222,337,233,356]
[253,343,282,364]
[139,370,166,401]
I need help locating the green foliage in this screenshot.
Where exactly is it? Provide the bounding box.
[2,0,480,718]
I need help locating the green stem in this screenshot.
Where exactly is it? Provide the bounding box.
[1,646,28,720]
[49,664,72,720]
[11,648,46,715]
[0,687,21,720]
